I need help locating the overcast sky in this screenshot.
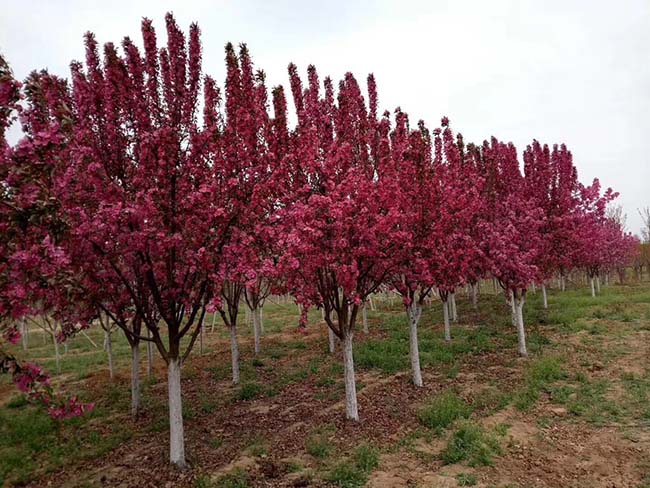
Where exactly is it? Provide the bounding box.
[2,0,648,234]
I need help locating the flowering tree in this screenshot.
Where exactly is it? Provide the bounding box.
[523,142,583,306]
[475,137,543,356]
[388,110,434,387]
[0,55,93,418]
[429,120,485,340]
[275,66,405,420]
[572,179,618,295]
[1,15,273,467]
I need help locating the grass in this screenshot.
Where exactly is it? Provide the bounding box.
[417,390,473,431]
[237,382,265,401]
[0,401,131,485]
[441,421,502,466]
[354,443,380,472]
[213,468,250,488]
[325,443,381,487]
[456,472,478,486]
[306,429,333,459]
[514,356,566,410]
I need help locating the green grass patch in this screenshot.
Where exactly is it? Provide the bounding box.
[456,472,478,486]
[354,443,380,472]
[237,382,264,401]
[306,428,334,459]
[441,421,502,466]
[213,468,250,488]
[418,390,473,431]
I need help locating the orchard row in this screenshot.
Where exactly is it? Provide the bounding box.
[0,14,639,468]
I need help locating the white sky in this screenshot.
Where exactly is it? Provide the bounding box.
[2,0,648,234]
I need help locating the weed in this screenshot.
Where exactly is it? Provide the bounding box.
[418,390,472,431]
[441,421,501,466]
[456,472,478,486]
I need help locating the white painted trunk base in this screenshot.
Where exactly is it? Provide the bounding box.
[106,330,114,379]
[471,283,478,310]
[53,335,61,374]
[450,292,458,322]
[328,327,335,354]
[362,303,368,333]
[131,344,140,417]
[407,302,423,387]
[230,325,240,384]
[252,306,261,354]
[167,358,186,468]
[590,277,596,297]
[512,295,528,357]
[342,332,359,421]
[146,328,153,378]
[443,300,451,342]
[542,284,548,309]
[21,319,28,351]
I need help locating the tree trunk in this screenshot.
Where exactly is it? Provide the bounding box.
[450,292,458,322]
[590,277,596,297]
[541,284,548,309]
[531,282,536,294]
[605,273,609,286]
[342,331,359,421]
[443,299,451,342]
[229,324,240,384]
[561,275,566,292]
[131,343,140,417]
[252,306,261,354]
[105,329,114,379]
[146,328,153,378]
[199,317,204,355]
[260,305,264,334]
[407,302,423,387]
[514,294,528,357]
[596,275,601,294]
[245,306,251,326]
[362,303,368,334]
[53,334,61,374]
[21,319,28,352]
[328,327,335,354]
[471,283,478,310]
[167,357,186,468]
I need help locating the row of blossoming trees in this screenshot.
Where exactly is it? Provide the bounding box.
[0,15,639,468]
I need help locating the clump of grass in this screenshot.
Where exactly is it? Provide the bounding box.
[306,430,333,459]
[456,472,478,486]
[200,398,218,414]
[326,462,367,487]
[441,421,501,466]
[354,443,380,472]
[214,468,249,488]
[237,382,264,401]
[417,391,472,431]
[244,435,269,457]
[469,386,511,414]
